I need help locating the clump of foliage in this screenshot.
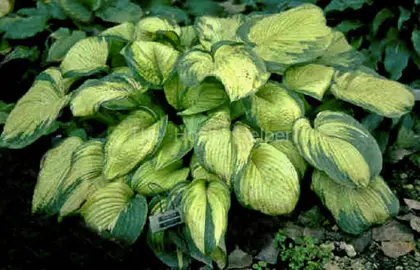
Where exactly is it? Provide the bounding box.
[0,0,143,68]
[274,230,330,270]
[0,2,416,269]
[324,0,420,82]
[252,260,271,270]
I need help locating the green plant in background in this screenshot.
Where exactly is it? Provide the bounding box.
[0,2,416,269]
[274,230,330,270]
[324,0,420,82]
[252,260,271,270]
[0,0,143,66]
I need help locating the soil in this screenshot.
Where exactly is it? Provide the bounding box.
[2,140,419,270]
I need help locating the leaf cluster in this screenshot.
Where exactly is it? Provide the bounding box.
[0,2,417,269]
[274,230,330,270]
[324,0,420,82]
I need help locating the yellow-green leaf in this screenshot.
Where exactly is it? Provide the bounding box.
[123,41,180,88]
[0,0,14,17]
[154,122,193,169]
[99,22,135,41]
[81,182,148,243]
[195,108,254,185]
[70,72,146,117]
[212,43,270,101]
[181,179,230,255]
[233,143,300,216]
[182,113,209,138]
[316,31,363,69]
[178,43,270,101]
[243,81,304,132]
[60,37,109,78]
[104,110,168,180]
[32,137,83,215]
[190,153,222,182]
[312,170,400,235]
[163,73,187,110]
[284,64,335,100]
[269,139,308,179]
[238,4,332,73]
[60,140,109,217]
[293,111,382,188]
[0,68,69,148]
[180,79,229,115]
[134,17,181,42]
[131,159,189,196]
[331,71,415,118]
[178,49,214,87]
[195,15,243,51]
[180,25,197,49]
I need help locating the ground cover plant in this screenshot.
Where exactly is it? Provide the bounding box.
[324,0,420,83]
[0,1,417,269]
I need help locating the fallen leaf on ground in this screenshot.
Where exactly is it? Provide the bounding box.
[227,247,253,269]
[409,215,420,233]
[404,198,420,210]
[373,220,414,242]
[381,241,415,258]
[255,237,278,265]
[396,213,417,221]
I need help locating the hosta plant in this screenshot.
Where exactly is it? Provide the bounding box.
[0,4,415,269]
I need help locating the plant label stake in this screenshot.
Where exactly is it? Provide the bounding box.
[149,209,183,233]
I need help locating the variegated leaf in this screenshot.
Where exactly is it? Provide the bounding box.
[180,25,197,49]
[154,122,193,169]
[331,71,415,118]
[293,111,382,188]
[190,153,222,182]
[238,4,332,73]
[60,140,109,217]
[243,81,304,132]
[1,68,70,148]
[195,15,243,50]
[269,139,308,179]
[134,17,181,42]
[60,37,109,77]
[316,31,363,69]
[123,41,180,88]
[180,79,229,115]
[99,22,135,41]
[284,64,335,100]
[178,43,270,101]
[233,143,300,215]
[312,170,400,235]
[211,42,269,101]
[177,49,214,87]
[163,73,187,110]
[195,108,254,185]
[181,179,230,255]
[104,110,168,180]
[70,72,146,116]
[130,159,189,196]
[81,182,148,243]
[32,137,83,215]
